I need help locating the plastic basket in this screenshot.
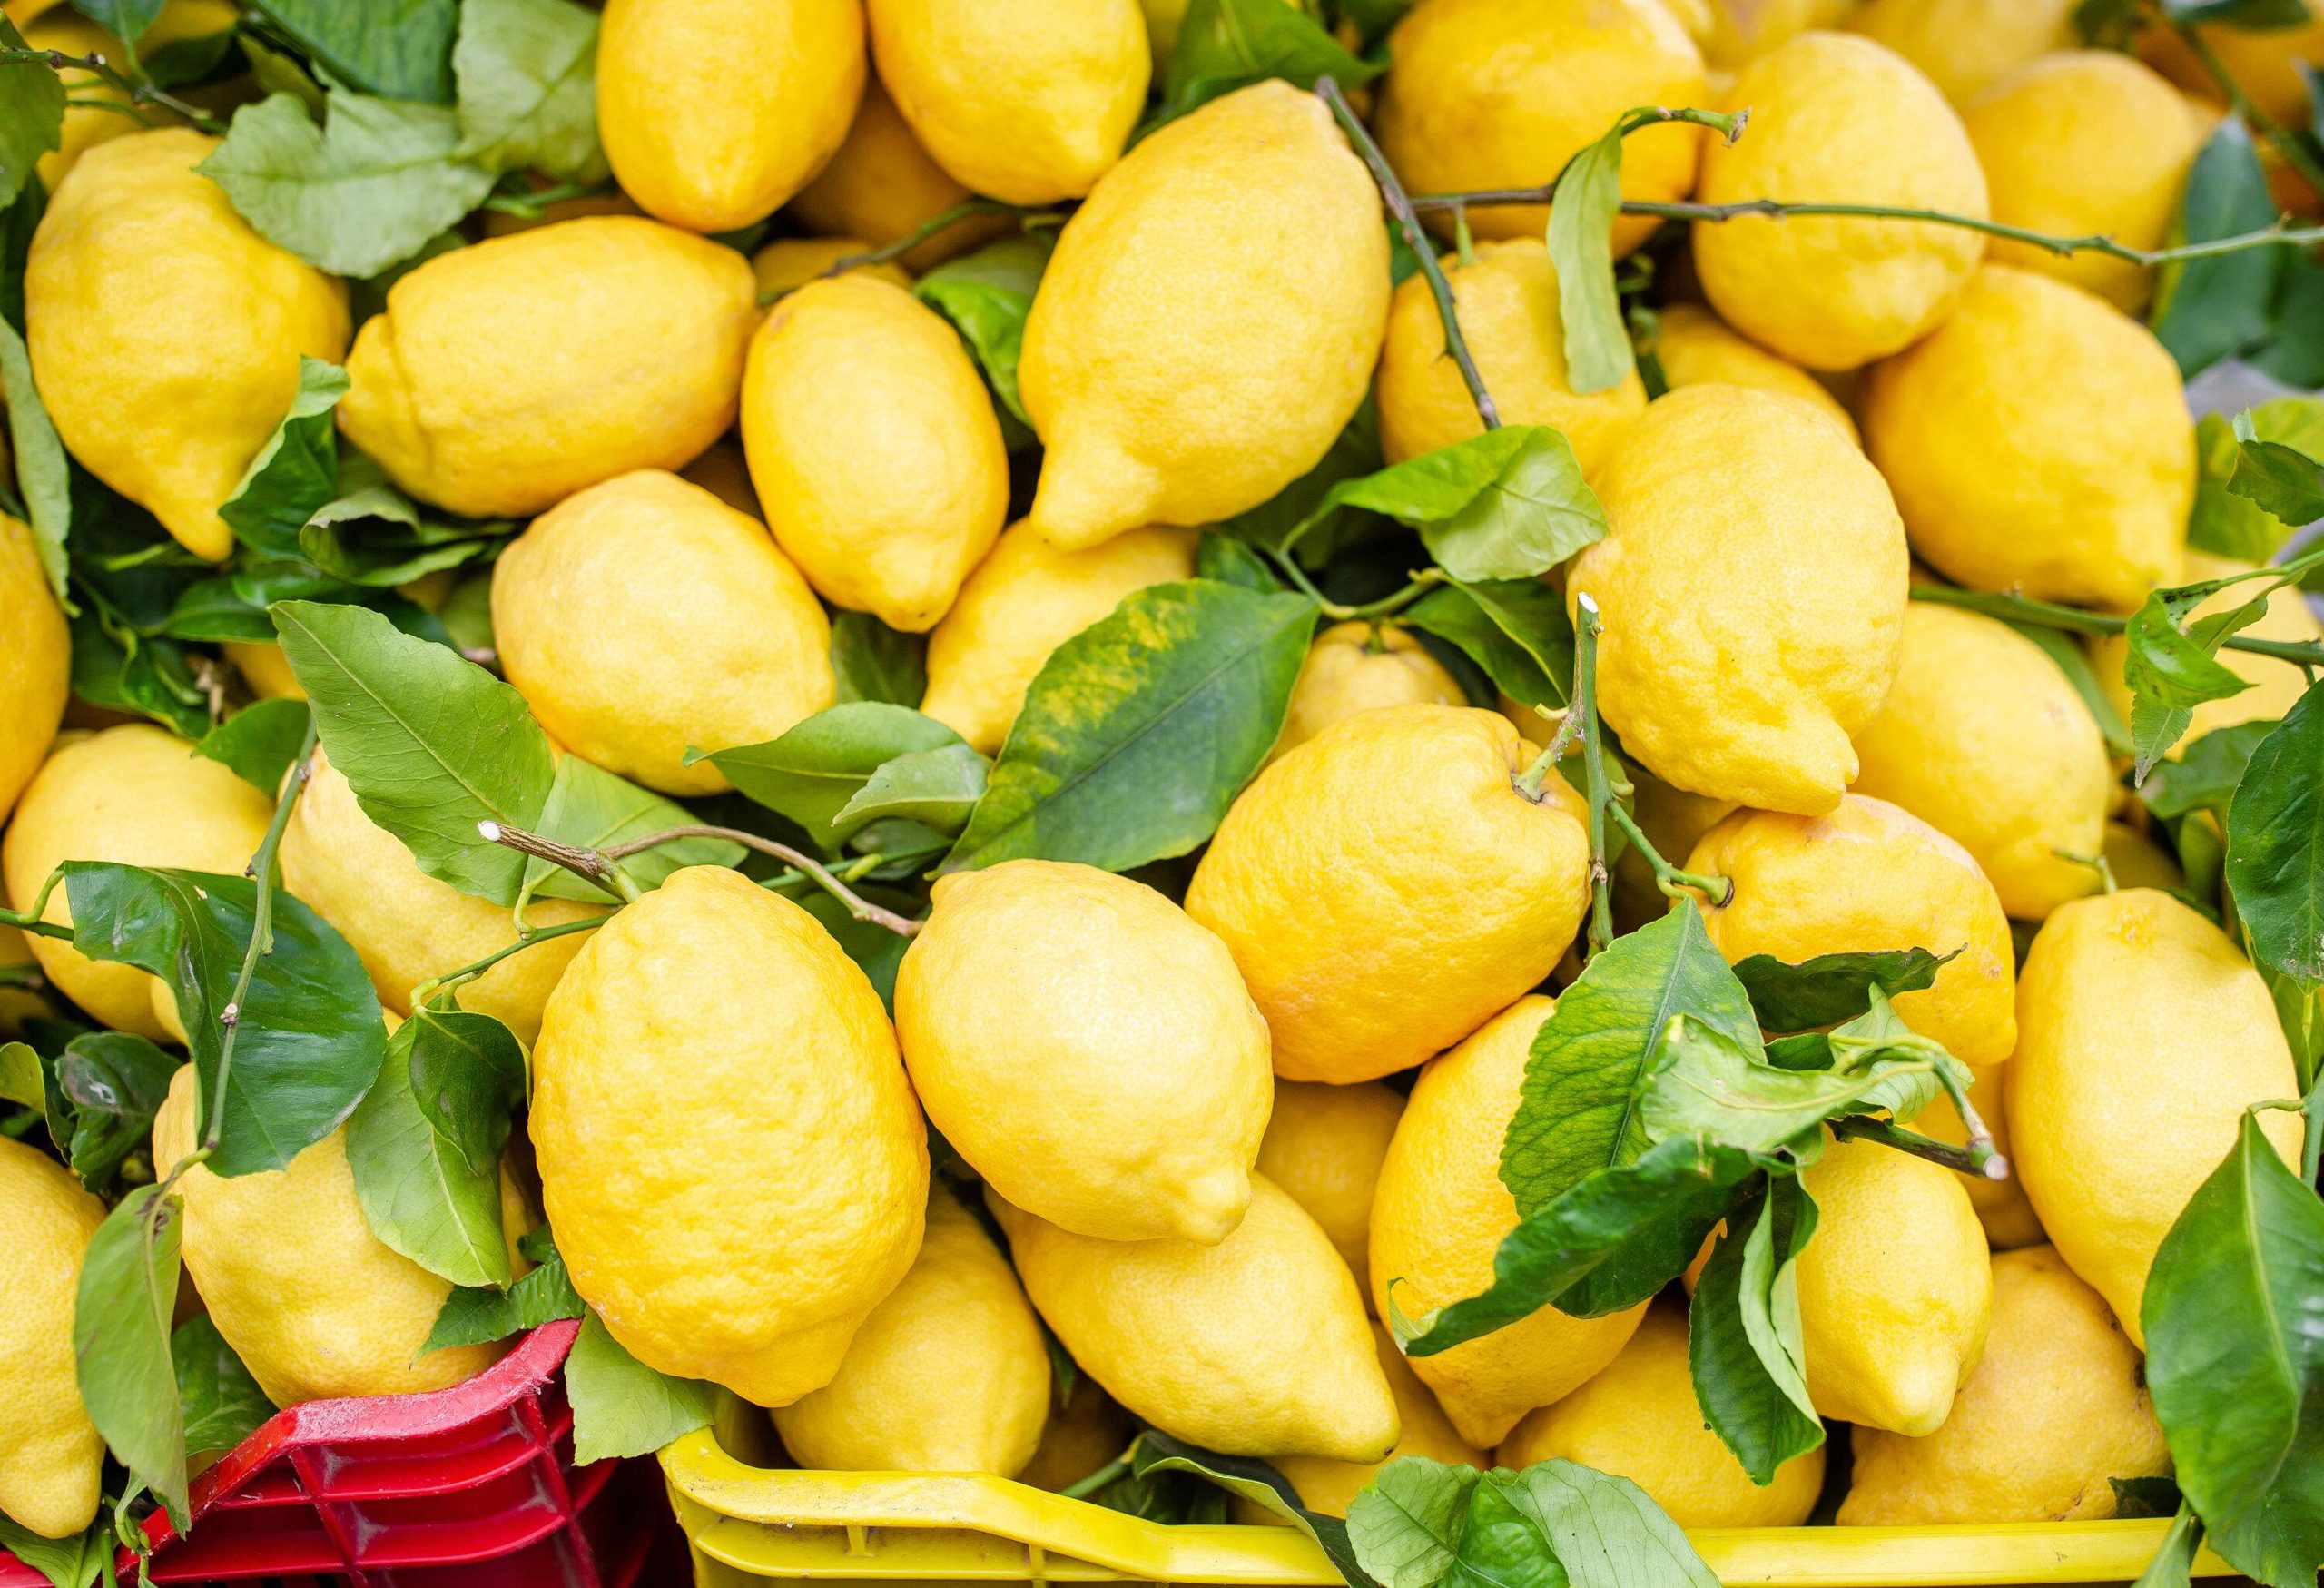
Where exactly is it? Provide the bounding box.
[0,1319,683,1588]
[659,1424,2240,1588]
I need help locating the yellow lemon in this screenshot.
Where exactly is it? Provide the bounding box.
[1271,623,1463,765]
[1367,995,1649,1447]
[338,217,758,518]
[1913,1062,2045,1251]
[773,1188,1049,1476]
[491,469,835,795]
[750,235,912,298]
[1256,1080,1405,1291]
[1250,1324,1485,1520]
[789,81,1012,271]
[1840,1245,2170,1523]
[25,129,350,561]
[1498,1300,1825,1527]
[866,0,1148,204]
[3,725,272,1039]
[596,0,864,232]
[1864,266,2192,613]
[222,641,304,702]
[0,512,67,821]
[897,861,1271,1244]
[741,274,1009,631]
[1373,0,1708,252]
[994,1176,1399,1463]
[1019,81,1388,549]
[2094,550,2324,745]
[919,521,1197,754]
[20,0,237,192]
[2103,821,2184,894]
[0,1138,104,1539]
[1187,705,1591,1085]
[1694,31,1987,370]
[1850,603,2112,920]
[2008,889,2304,1346]
[1569,384,1906,814]
[531,866,929,1406]
[1648,303,1859,442]
[1848,0,2077,104]
[1375,239,1649,473]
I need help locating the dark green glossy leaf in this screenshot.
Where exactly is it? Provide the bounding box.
[401,1004,524,1175]
[566,1309,714,1464]
[452,0,606,180]
[1689,1178,1822,1484]
[70,0,163,40]
[1157,0,1379,125]
[2190,414,2296,564]
[221,357,347,556]
[707,703,965,852]
[830,610,927,707]
[1130,1431,1379,1588]
[525,753,740,902]
[1402,579,1573,714]
[2227,399,2324,528]
[2226,680,2324,981]
[74,1182,186,1526]
[194,697,313,794]
[294,453,514,587]
[2252,254,2324,390]
[916,233,1050,429]
[2143,719,2276,820]
[142,23,237,87]
[67,608,209,740]
[0,19,64,213]
[0,170,42,335]
[1547,123,1632,395]
[2151,120,2282,377]
[55,1030,174,1191]
[425,1241,586,1352]
[1730,947,1949,1034]
[246,0,458,102]
[346,1013,510,1287]
[173,1313,275,1459]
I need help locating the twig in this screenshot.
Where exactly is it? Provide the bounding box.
[1909,584,2324,666]
[1830,1113,2008,1180]
[1607,801,1734,905]
[0,47,226,133]
[408,915,608,1011]
[601,824,925,937]
[751,199,1060,306]
[473,820,645,905]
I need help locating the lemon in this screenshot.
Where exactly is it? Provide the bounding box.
[1964,54,2205,312]
[1248,1324,1485,1521]
[1271,624,1464,766]
[596,0,863,232]
[491,469,835,796]
[279,750,602,1046]
[993,1175,1399,1463]
[1912,1062,2045,1251]
[1019,81,1388,549]
[866,0,1148,205]
[1187,705,1591,1085]
[338,217,758,519]
[919,521,1197,754]
[897,861,1271,1244]
[1686,794,2017,1066]
[789,81,1011,271]
[773,1188,1049,1476]
[0,1138,104,1540]
[2103,821,2184,894]
[1375,239,1648,474]
[1678,0,1859,68]
[1256,1080,1405,1292]
[1850,603,2111,921]
[1863,266,2192,613]
[2094,551,2324,745]
[1649,304,1859,443]
[751,235,912,298]
[1569,384,1906,814]
[1796,1132,1991,1435]
[1369,996,1649,1446]
[1694,31,1987,370]
[152,1065,506,1406]
[222,641,305,702]
[1849,0,2076,104]
[1373,0,1708,253]
[741,275,1009,632]
[19,0,236,192]
[25,129,350,562]
[1840,1245,2170,1523]
[531,867,928,1406]
[0,513,66,822]
[3,725,273,1040]
[2008,889,2304,1347]
[1498,1300,1825,1527]
[1018,1377,1135,1492]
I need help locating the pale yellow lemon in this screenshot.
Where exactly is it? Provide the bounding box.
[1256,1080,1405,1292]
[1249,1324,1485,1520]
[750,235,912,299]
[1271,624,1464,765]
[0,512,67,821]
[790,81,1012,271]
[1649,303,1859,442]
[1849,0,2077,104]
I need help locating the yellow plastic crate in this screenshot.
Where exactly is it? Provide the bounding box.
[660,1424,2242,1588]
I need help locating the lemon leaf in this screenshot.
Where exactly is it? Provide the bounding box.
[246,0,458,104]
[345,1013,513,1287]
[0,19,64,213]
[424,1242,586,1354]
[1689,1178,1823,1485]
[172,1315,274,1461]
[706,703,966,852]
[2226,399,2324,528]
[0,309,70,602]
[1545,122,1631,396]
[452,0,606,181]
[1729,946,1950,1034]
[566,1310,714,1465]
[220,357,348,558]
[73,1183,188,1528]
[1155,0,1380,128]
[1403,578,1574,714]
[2225,678,2324,982]
[54,1031,174,1193]
[830,612,928,707]
[2151,119,2280,379]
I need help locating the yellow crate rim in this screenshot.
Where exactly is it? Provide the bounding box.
[659,1429,2238,1586]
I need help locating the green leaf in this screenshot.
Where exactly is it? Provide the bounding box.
[2125,586,2263,712]
[833,742,988,837]
[1156,0,1381,125]
[220,357,349,556]
[2227,399,2324,528]
[830,611,928,707]
[401,1004,525,1175]
[200,91,495,279]
[1730,947,1950,1034]
[2143,719,2276,820]
[1129,1431,1379,1588]
[1303,429,1605,583]
[525,754,741,902]
[1688,1178,1822,1484]
[246,0,458,103]
[706,703,966,852]
[1,169,43,334]
[68,609,210,740]
[1195,530,1285,591]
[2151,120,2282,377]
[943,580,1315,874]
[346,1013,511,1287]
[2142,1110,2324,1588]
[0,1513,103,1588]
[173,1313,275,1459]
[2190,414,2296,564]
[566,1309,715,1464]
[1221,399,1384,562]
[1502,1462,1719,1588]
[2226,680,2324,981]
[74,1182,187,1527]
[295,453,514,587]
[915,233,1050,430]
[1545,120,1633,396]
[1348,1456,1480,1588]
[0,19,64,213]
[142,23,236,87]
[70,0,164,40]
[2130,1503,2205,1588]
[452,0,605,180]
[1350,1457,1718,1588]
[0,310,69,599]
[1402,579,1574,714]
[425,1241,586,1352]
[194,697,313,794]
[2158,0,2311,25]
[55,1030,174,1191]
[273,598,556,906]
[63,862,386,1178]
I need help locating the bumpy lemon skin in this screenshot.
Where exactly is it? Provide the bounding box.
[0,513,68,821]
[1849,0,2078,104]
[1367,996,1649,1448]
[1864,266,2191,613]
[3,725,273,1039]
[2007,890,2304,1348]
[1270,624,1464,767]
[1499,1301,1825,1528]
[1250,1324,1485,1521]
[1649,303,1860,443]
[1256,1080,1405,1294]
[1019,81,1389,550]
[0,1138,105,1539]
[741,275,1009,633]
[491,469,835,796]
[1375,239,1649,475]
[897,861,1272,1245]
[1568,384,1907,814]
[2094,550,2324,746]
[789,81,1013,271]
[1840,1245,2170,1524]
[596,0,863,233]
[1693,31,1988,370]
[25,129,350,562]
[1185,705,1591,1086]
[994,1175,1401,1464]
[530,867,930,1406]
[1373,0,1708,253]
[338,217,759,519]
[920,522,1198,755]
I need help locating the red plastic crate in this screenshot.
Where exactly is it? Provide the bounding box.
[0,1320,682,1588]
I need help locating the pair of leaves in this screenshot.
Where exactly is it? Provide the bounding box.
[1154,0,1381,127]
[1401,577,1576,715]
[706,704,986,853]
[1345,1456,1717,1588]
[2224,399,2324,531]
[2118,556,2309,778]
[0,1030,174,1192]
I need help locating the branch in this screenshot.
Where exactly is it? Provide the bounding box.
[1909,584,2324,666]
[1830,1113,2008,1180]
[0,47,226,134]
[473,820,645,904]
[407,914,607,1011]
